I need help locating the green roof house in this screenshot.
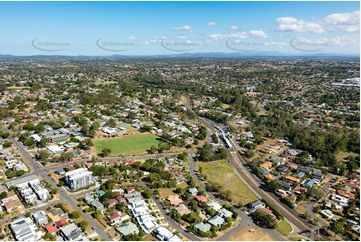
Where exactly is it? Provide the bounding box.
[194,222,211,233]
[116,222,139,237]
[294,171,305,179]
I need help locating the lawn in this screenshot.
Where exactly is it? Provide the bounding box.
[93,133,161,156]
[276,220,293,236]
[95,81,118,85]
[158,182,187,199]
[228,226,277,241]
[198,161,257,204]
[336,151,359,162]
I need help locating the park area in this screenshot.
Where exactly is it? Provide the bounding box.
[93,133,161,156]
[197,160,257,204]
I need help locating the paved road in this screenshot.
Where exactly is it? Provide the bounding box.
[152,194,199,241]
[188,154,285,241]
[184,97,313,233]
[3,132,113,241]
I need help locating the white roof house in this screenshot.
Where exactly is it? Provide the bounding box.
[320,209,333,219]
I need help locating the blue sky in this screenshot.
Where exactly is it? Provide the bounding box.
[0,1,359,55]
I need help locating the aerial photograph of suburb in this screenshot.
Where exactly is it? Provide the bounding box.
[0,0,359,241]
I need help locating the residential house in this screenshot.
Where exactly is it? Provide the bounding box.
[116,222,139,237]
[167,195,183,207]
[298,166,312,174]
[188,188,198,196]
[207,201,222,212]
[195,195,207,203]
[60,223,86,241]
[208,215,225,227]
[247,200,265,214]
[1,194,25,214]
[285,175,300,183]
[107,198,119,208]
[313,173,324,181]
[45,224,56,235]
[31,210,49,226]
[260,162,273,171]
[303,179,316,188]
[337,190,356,200]
[54,218,67,229]
[320,209,333,219]
[153,226,174,241]
[258,207,278,222]
[175,204,190,215]
[218,208,233,218]
[90,200,105,212]
[10,217,43,241]
[293,171,305,179]
[194,222,211,234]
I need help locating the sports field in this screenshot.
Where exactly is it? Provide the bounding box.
[93,134,160,156]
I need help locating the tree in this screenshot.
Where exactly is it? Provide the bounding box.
[252,210,277,229]
[93,210,101,219]
[101,148,112,157]
[148,145,157,154]
[78,220,89,232]
[268,180,282,192]
[3,141,12,148]
[0,191,7,200]
[16,170,25,176]
[330,219,346,235]
[71,210,82,219]
[50,188,58,195]
[142,189,153,199]
[39,138,49,148]
[106,118,117,128]
[91,121,100,131]
[38,149,51,161]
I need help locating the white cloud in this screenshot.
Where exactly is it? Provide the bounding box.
[176,35,187,39]
[145,36,166,45]
[230,25,238,31]
[323,11,360,32]
[250,30,267,38]
[171,25,192,30]
[209,31,248,41]
[208,22,216,26]
[277,17,325,33]
[264,41,288,46]
[127,36,136,40]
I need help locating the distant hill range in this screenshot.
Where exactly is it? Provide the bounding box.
[0,52,359,60]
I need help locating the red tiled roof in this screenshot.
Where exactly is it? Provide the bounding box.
[108,198,118,207]
[45,224,56,234]
[285,175,300,183]
[259,207,273,215]
[125,160,135,166]
[195,195,207,202]
[344,182,360,189]
[54,218,67,228]
[260,162,273,170]
[109,211,121,221]
[264,174,275,181]
[337,190,356,200]
[116,196,126,203]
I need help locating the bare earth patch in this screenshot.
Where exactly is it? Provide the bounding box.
[228,226,277,241]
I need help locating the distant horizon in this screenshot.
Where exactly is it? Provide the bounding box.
[0,1,359,56]
[0,52,359,58]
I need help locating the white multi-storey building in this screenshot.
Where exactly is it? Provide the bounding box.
[65,168,94,190]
